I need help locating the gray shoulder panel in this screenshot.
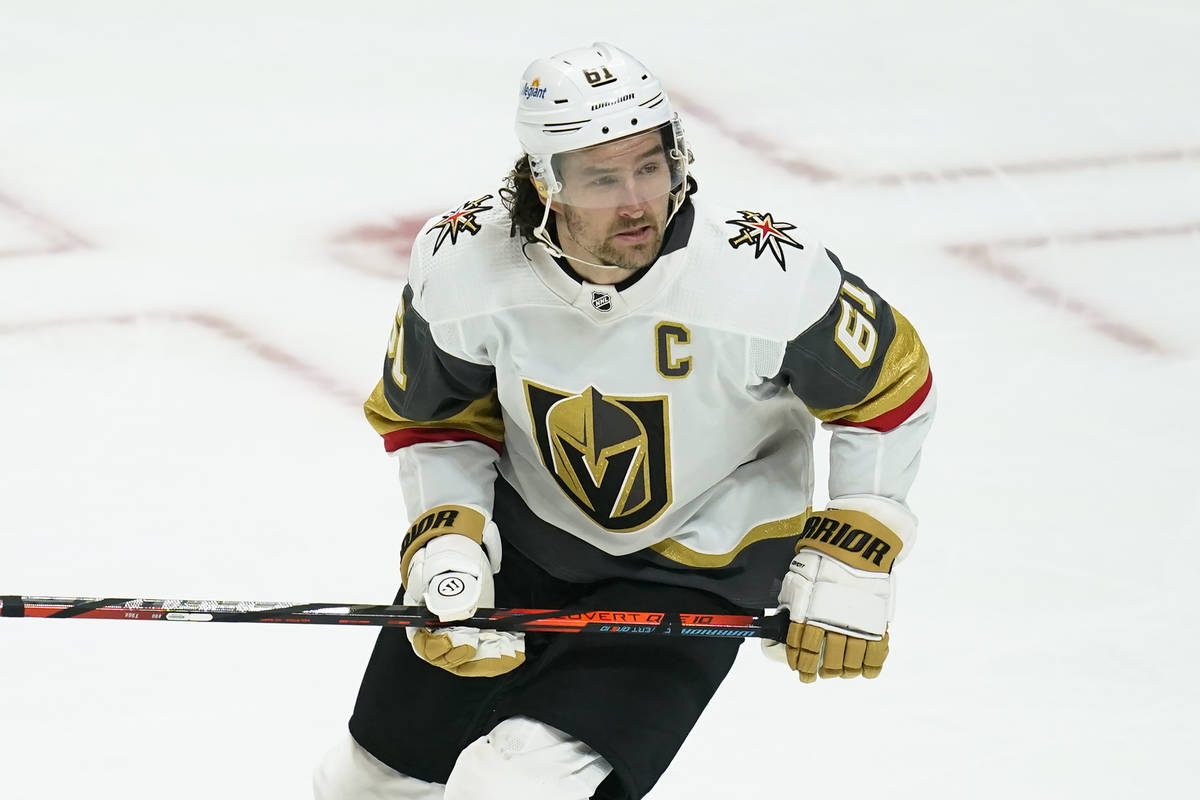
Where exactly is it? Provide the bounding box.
[777,250,898,412]
[382,284,496,422]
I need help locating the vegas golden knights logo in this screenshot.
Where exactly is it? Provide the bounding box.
[525,381,672,532]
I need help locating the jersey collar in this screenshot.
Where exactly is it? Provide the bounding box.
[525,201,695,324]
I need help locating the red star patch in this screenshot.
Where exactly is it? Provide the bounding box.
[725,210,804,270]
[427,194,494,254]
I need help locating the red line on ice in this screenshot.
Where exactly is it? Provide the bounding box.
[980,221,1200,250]
[672,91,1200,186]
[670,91,840,182]
[671,91,1192,356]
[328,214,431,280]
[868,146,1200,185]
[180,311,363,406]
[0,190,91,258]
[0,311,363,406]
[945,239,1175,356]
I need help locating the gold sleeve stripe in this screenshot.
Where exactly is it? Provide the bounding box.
[795,508,902,573]
[399,504,487,587]
[364,382,505,450]
[809,308,929,425]
[649,510,811,568]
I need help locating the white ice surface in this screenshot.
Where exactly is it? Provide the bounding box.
[2,1,1198,797]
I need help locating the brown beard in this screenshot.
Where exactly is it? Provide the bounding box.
[562,206,665,270]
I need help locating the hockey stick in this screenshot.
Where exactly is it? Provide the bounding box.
[0,595,789,641]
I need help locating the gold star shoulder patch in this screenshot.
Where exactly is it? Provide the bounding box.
[725,210,804,270]
[427,194,494,254]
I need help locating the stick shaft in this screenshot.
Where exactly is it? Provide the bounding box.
[0,595,787,641]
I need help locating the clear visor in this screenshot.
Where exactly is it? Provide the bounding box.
[551,123,686,209]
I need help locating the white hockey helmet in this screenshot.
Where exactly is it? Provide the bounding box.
[514,42,691,215]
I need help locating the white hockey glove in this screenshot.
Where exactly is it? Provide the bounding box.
[400,505,524,678]
[764,499,911,683]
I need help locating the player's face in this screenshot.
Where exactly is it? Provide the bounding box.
[554,131,673,270]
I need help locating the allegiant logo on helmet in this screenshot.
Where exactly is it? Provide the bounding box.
[522,79,547,100]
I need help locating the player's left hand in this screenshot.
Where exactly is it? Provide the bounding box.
[772,549,892,682]
[762,504,906,682]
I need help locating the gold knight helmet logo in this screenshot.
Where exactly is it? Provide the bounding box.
[525,381,672,532]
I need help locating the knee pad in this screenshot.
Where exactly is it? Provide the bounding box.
[313,734,446,800]
[444,716,612,800]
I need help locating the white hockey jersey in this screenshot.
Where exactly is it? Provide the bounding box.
[364,190,934,606]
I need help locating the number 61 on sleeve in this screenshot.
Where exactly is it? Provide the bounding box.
[834,281,878,368]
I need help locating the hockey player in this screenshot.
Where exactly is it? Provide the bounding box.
[315,42,934,800]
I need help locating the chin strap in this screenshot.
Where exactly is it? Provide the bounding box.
[530,182,690,273]
[531,193,630,273]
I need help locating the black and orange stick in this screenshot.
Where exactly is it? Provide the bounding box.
[0,595,789,641]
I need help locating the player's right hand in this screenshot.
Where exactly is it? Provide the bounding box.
[400,505,524,678]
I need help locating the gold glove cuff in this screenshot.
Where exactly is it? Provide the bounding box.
[794,508,903,573]
[399,504,487,586]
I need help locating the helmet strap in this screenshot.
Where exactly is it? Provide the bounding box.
[531,191,631,273]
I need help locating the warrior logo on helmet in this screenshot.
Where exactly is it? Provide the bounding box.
[525,381,672,532]
[427,194,494,255]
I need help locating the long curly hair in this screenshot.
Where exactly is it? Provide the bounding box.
[499,154,546,245]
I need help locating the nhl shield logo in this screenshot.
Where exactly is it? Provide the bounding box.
[591,291,612,312]
[524,381,672,532]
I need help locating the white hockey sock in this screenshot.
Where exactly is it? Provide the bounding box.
[313,734,446,800]
[444,716,613,800]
